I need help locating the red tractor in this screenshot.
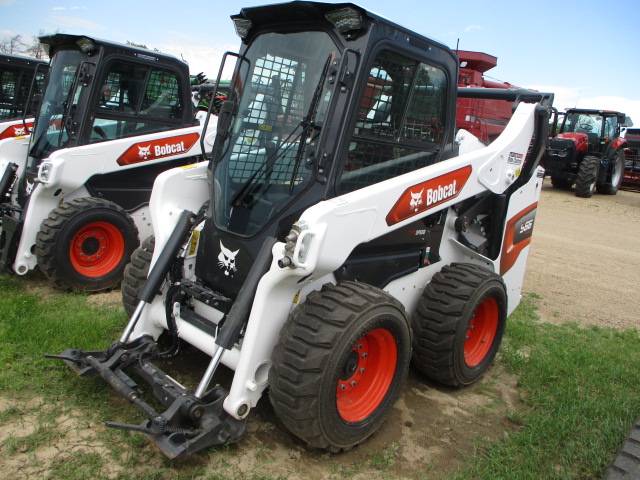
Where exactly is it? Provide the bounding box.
[544,108,628,197]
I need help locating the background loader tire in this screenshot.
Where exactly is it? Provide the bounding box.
[575,156,600,198]
[269,281,411,452]
[411,263,507,387]
[597,150,624,195]
[35,197,139,292]
[121,236,154,317]
[550,176,572,190]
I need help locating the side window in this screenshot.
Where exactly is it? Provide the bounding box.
[338,50,447,194]
[89,62,183,144]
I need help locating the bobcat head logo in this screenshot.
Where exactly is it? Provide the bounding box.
[409,189,423,212]
[25,179,35,196]
[13,126,26,136]
[138,145,151,159]
[218,240,239,277]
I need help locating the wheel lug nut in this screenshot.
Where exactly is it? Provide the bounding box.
[339,384,346,390]
[362,353,368,358]
[359,368,365,373]
[350,381,356,386]
[465,336,470,340]
[357,344,363,349]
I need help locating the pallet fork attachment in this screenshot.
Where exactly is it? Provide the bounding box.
[46,210,277,458]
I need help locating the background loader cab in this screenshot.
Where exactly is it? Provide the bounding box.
[0,34,213,291]
[0,53,47,140]
[544,108,628,197]
[54,1,553,459]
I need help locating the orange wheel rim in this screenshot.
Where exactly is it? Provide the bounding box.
[336,328,397,423]
[464,297,499,367]
[69,221,125,278]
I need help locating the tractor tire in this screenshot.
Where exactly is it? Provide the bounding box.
[550,176,573,190]
[597,150,625,195]
[35,197,139,292]
[411,263,507,387]
[574,156,600,198]
[121,236,154,317]
[269,281,411,452]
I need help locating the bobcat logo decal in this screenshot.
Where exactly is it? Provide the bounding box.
[138,145,152,159]
[25,179,35,195]
[13,126,26,136]
[218,241,239,277]
[409,189,423,212]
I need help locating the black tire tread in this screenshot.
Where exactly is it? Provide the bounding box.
[597,150,624,195]
[550,176,572,190]
[122,236,154,317]
[269,281,408,452]
[35,197,138,291]
[575,156,600,198]
[603,417,640,480]
[410,262,504,387]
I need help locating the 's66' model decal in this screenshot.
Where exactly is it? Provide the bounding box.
[500,202,538,275]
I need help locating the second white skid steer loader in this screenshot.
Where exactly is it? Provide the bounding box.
[0,34,224,291]
[51,1,554,459]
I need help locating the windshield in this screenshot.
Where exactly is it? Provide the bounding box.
[561,112,604,137]
[212,31,336,237]
[0,63,45,121]
[29,48,84,160]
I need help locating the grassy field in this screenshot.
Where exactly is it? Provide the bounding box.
[0,274,638,479]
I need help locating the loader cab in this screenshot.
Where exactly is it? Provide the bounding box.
[27,34,194,167]
[197,1,458,297]
[0,53,47,122]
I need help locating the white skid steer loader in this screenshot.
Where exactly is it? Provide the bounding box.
[0,34,223,291]
[50,2,554,458]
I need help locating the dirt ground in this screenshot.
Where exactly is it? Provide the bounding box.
[1,183,638,479]
[523,184,640,330]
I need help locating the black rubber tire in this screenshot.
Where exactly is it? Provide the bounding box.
[597,150,624,195]
[411,263,507,387]
[269,281,411,452]
[575,156,600,198]
[603,417,640,480]
[35,197,139,292]
[550,176,573,190]
[122,235,154,317]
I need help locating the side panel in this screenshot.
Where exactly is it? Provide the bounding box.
[498,166,545,314]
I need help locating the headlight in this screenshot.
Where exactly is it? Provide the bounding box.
[38,162,53,184]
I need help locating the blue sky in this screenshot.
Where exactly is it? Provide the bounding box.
[2,0,640,122]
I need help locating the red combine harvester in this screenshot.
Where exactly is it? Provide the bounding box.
[623,127,640,191]
[456,50,521,144]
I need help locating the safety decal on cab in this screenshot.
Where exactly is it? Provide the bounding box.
[0,122,34,140]
[499,202,537,275]
[507,152,524,165]
[385,165,472,226]
[116,132,199,166]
